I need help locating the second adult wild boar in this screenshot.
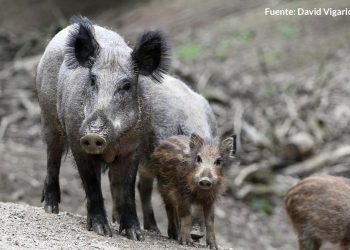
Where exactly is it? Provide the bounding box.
[36,16,217,240]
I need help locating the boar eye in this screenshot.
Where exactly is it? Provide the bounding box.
[90,74,96,86]
[195,155,202,163]
[122,82,131,91]
[214,158,222,166]
[118,79,132,93]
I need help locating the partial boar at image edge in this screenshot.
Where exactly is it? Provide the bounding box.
[36,15,218,241]
[285,175,350,250]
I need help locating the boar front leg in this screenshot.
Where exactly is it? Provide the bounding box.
[162,197,178,239]
[190,204,205,241]
[72,151,112,237]
[178,203,193,245]
[115,153,143,241]
[204,204,218,249]
[41,125,64,214]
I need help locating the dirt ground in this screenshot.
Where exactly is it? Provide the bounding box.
[2,0,350,249]
[0,202,210,250]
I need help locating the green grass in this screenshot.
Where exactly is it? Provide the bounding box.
[279,25,296,38]
[264,49,283,70]
[215,30,255,60]
[175,43,204,62]
[249,195,274,215]
[236,30,255,42]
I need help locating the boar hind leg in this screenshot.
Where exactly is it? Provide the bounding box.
[138,164,159,232]
[108,166,122,224]
[298,229,321,250]
[163,198,178,240]
[72,152,112,237]
[41,126,64,214]
[204,204,218,249]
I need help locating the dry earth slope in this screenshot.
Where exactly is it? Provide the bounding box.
[0,202,209,250]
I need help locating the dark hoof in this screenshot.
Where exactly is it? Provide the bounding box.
[125,228,144,241]
[119,220,144,241]
[87,214,112,237]
[112,207,120,223]
[168,228,178,240]
[190,228,205,241]
[44,204,59,214]
[41,181,60,214]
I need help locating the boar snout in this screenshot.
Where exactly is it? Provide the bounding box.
[80,133,107,154]
[198,177,212,189]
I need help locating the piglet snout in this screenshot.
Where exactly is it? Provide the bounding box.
[198,177,212,189]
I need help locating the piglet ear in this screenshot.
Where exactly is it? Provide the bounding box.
[189,133,204,152]
[220,135,236,159]
[132,30,170,83]
[66,15,100,68]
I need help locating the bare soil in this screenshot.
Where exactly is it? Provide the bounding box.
[0,201,208,250]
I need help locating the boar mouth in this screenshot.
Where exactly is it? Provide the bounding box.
[198,185,213,190]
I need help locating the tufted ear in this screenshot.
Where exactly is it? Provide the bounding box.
[66,15,100,68]
[220,135,236,159]
[189,133,204,152]
[132,30,170,83]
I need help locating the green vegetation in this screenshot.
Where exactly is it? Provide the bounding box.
[264,49,283,70]
[175,43,204,62]
[249,195,274,215]
[279,25,296,38]
[215,30,255,61]
[236,30,255,42]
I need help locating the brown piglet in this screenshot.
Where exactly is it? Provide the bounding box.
[151,133,236,249]
[285,175,350,250]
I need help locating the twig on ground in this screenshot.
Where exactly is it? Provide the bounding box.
[234,164,261,187]
[233,101,243,152]
[0,112,25,140]
[17,91,40,117]
[197,70,211,91]
[242,120,273,149]
[283,145,350,176]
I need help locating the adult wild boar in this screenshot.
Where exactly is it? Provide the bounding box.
[36,16,217,240]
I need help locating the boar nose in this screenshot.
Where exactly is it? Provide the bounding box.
[198,177,212,189]
[80,133,107,154]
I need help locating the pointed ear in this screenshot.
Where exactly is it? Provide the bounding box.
[132,30,170,83]
[220,135,237,159]
[189,133,204,152]
[66,15,100,68]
